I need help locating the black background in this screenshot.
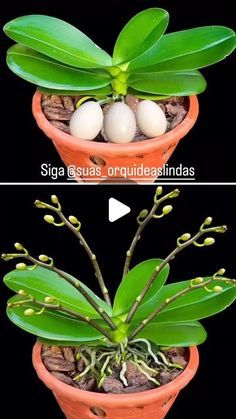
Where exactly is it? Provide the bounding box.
[0,0,235,182]
[0,184,235,418]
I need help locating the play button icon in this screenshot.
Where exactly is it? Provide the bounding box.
[108,198,131,222]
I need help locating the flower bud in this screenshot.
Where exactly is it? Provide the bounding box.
[162,205,173,215]
[169,189,180,198]
[44,215,55,224]
[215,225,227,233]
[18,289,27,296]
[217,268,226,276]
[156,186,163,196]
[213,286,223,292]
[204,217,212,226]
[16,263,27,270]
[34,200,46,209]
[24,308,35,316]
[39,254,49,262]
[139,209,148,219]
[1,254,13,261]
[194,277,204,284]
[45,296,56,303]
[51,195,59,204]
[204,237,215,246]
[14,242,24,251]
[180,233,191,241]
[69,215,78,225]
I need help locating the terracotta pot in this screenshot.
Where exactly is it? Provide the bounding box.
[33,343,199,419]
[32,92,199,184]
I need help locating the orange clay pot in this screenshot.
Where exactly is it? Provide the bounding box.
[32,92,199,184]
[33,343,199,419]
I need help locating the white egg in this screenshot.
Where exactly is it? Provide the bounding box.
[104,102,136,143]
[69,101,103,140]
[136,100,167,138]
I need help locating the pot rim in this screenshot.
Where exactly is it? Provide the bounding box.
[33,342,199,407]
[32,92,199,156]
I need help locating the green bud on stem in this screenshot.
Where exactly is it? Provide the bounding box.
[44,215,55,224]
[180,233,191,241]
[139,209,148,219]
[51,195,59,204]
[45,296,56,303]
[169,189,180,198]
[18,289,27,296]
[194,277,204,284]
[162,205,173,215]
[24,308,35,316]
[16,263,27,270]
[204,217,213,226]
[156,186,163,196]
[69,215,79,225]
[14,242,24,251]
[204,237,215,246]
[39,254,49,262]
[34,200,46,209]
[213,286,223,292]
[215,225,227,233]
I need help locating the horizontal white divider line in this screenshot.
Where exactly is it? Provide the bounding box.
[0,182,236,186]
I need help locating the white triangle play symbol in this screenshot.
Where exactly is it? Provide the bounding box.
[109,198,131,222]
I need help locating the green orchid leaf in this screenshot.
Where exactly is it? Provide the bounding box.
[133,320,207,346]
[127,88,169,100]
[129,70,207,96]
[37,85,112,97]
[7,295,104,341]
[113,259,169,317]
[113,8,169,65]
[4,15,112,68]
[7,44,112,91]
[140,278,236,323]
[129,26,236,72]
[4,266,111,318]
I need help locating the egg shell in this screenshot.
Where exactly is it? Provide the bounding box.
[136,100,167,138]
[104,102,136,144]
[69,101,103,140]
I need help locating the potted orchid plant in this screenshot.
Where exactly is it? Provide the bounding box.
[3,9,236,182]
[2,187,236,418]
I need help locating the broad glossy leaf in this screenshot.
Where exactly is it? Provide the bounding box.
[113,259,169,317]
[129,70,207,95]
[7,44,111,91]
[38,85,112,97]
[134,320,207,346]
[129,26,236,72]
[142,278,236,323]
[4,266,111,318]
[7,295,104,341]
[113,8,169,65]
[4,15,112,68]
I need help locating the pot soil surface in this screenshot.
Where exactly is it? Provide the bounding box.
[41,94,188,142]
[42,345,188,395]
